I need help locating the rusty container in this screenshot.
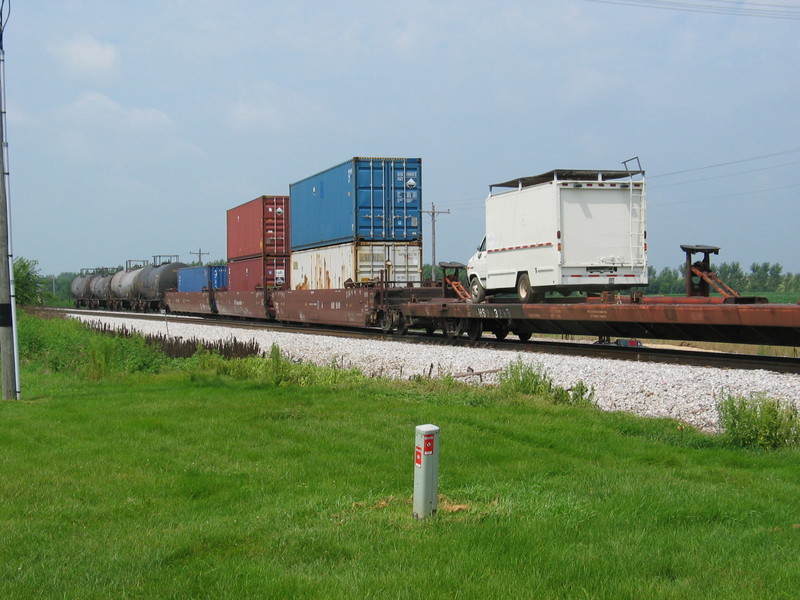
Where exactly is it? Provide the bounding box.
[227,256,290,292]
[227,195,290,260]
[290,241,421,290]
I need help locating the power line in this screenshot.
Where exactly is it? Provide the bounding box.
[650,148,800,178]
[583,0,800,20]
[651,183,800,207]
[649,160,800,188]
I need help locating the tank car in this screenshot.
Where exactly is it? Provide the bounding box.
[135,259,187,310]
[88,272,114,308]
[70,272,93,307]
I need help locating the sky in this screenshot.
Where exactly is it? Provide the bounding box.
[5,0,800,276]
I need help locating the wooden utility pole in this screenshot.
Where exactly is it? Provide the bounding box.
[0,2,19,400]
[189,248,209,265]
[422,203,450,280]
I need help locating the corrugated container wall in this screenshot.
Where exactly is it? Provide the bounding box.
[178,265,228,293]
[227,195,290,260]
[289,157,422,251]
[227,256,290,292]
[291,241,421,290]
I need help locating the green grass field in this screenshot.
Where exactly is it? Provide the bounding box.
[2,312,799,598]
[2,368,799,599]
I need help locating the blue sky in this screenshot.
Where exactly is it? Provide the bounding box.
[6,0,800,275]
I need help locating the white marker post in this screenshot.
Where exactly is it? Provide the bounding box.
[413,424,440,520]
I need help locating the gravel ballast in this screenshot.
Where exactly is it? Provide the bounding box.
[69,313,800,433]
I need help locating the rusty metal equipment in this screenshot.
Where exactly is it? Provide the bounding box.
[439,262,471,301]
[681,244,740,299]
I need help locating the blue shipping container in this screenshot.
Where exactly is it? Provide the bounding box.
[290,157,422,251]
[177,266,228,292]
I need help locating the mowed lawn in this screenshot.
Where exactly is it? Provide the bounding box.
[1,370,799,599]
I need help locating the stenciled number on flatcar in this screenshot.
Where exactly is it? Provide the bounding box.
[476,307,512,319]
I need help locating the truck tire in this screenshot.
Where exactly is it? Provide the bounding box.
[470,277,486,303]
[517,273,544,303]
[517,273,533,303]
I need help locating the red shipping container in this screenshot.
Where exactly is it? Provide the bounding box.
[227,195,290,260]
[227,256,290,292]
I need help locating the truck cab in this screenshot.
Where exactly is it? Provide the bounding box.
[466,237,488,302]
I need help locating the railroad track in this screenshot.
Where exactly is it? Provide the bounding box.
[45,307,800,375]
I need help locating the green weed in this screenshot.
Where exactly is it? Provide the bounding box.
[717,391,800,450]
[498,356,596,406]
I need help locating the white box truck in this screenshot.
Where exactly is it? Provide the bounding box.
[466,169,647,302]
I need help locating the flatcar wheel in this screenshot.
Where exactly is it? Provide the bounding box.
[424,324,436,336]
[492,326,509,341]
[466,320,483,341]
[443,318,466,338]
[394,315,408,336]
[380,311,394,334]
[517,331,532,342]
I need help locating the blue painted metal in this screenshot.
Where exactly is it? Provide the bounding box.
[290,157,422,251]
[178,266,228,292]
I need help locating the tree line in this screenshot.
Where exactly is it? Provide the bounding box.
[644,261,800,295]
[9,257,800,306]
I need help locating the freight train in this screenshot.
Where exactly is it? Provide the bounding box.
[70,157,800,347]
[70,159,650,336]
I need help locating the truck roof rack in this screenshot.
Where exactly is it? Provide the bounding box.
[490,169,644,193]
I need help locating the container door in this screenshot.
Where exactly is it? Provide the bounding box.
[355,159,422,241]
[263,197,290,256]
[356,243,421,285]
[386,244,422,285]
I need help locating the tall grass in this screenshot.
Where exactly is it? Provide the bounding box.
[498,356,596,405]
[18,310,168,378]
[717,392,800,449]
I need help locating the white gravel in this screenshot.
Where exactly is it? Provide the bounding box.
[68,312,800,433]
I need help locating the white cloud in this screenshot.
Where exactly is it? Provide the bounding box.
[51,34,120,79]
[223,84,333,134]
[55,92,201,163]
[65,92,172,131]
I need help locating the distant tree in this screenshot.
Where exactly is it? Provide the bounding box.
[715,261,746,292]
[767,263,784,291]
[748,262,770,291]
[783,273,800,293]
[38,271,78,305]
[13,257,43,305]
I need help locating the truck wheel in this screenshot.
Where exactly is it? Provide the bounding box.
[517,273,544,303]
[517,273,534,303]
[470,277,486,303]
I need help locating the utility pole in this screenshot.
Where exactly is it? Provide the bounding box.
[422,203,450,280]
[0,2,19,400]
[189,247,209,265]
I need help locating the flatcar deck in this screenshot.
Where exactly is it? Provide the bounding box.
[401,296,800,347]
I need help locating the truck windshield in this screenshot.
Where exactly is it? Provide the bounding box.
[479,237,486,252]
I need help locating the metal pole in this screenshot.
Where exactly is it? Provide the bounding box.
[0,2,19,399]
[413,424,440,520]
